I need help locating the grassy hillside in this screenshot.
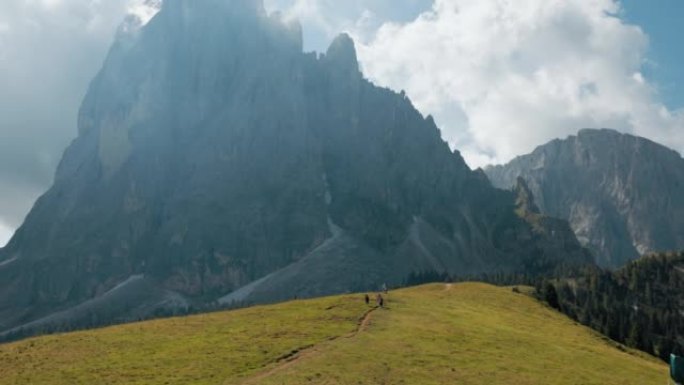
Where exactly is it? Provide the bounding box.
[0,283,667,384]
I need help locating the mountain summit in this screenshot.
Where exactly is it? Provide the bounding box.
[487,128,684,267]
[0,0,589,335]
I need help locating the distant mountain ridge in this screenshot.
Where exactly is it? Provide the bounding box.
[0,0,590,336]
[486,128,684,267]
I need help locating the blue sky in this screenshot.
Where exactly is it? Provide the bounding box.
[622,0,684,109]
[0,0,683,246]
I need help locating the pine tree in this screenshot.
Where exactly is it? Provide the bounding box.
[626,318,643,350]
[544,282,560,310]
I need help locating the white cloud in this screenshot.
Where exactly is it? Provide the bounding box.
[0,220,13,248]
[354,0,684,167]
[127,0,162,26]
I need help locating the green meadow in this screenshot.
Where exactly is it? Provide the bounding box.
[0,283,667,384]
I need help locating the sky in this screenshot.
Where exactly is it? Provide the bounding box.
[0,0,683,247]
[621,0,684,109]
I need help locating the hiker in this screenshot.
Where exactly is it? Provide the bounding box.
[376,293,384,308]
[364,294,370,305]
[382,283,388,294]
[671,354,684,385]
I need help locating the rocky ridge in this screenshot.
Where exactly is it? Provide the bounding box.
[487,128,684,267]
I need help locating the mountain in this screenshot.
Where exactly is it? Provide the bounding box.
[0,283,666,385]
[542,251,684,362]
[486,128,684,268]
[0,0,590,336]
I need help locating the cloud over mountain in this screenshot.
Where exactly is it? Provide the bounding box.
[354,0,684,167]
[0,0,158,244]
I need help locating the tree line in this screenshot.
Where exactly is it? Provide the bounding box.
[539,251,684,362]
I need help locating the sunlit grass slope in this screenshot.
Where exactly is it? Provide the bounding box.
[0,283,667,384]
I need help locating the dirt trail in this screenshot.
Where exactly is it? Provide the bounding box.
[236,306,379,385]
[355,307,375,334]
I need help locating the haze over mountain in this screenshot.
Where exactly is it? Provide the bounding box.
[0,0,590,336]
[486,129,684,268]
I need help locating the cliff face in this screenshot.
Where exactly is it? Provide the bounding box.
[487,129,684,268]
[0,0,590,335]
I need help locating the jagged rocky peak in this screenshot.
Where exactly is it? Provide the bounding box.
[514,177,540,215]
[75,0,307,178]
[324,33,360,72]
